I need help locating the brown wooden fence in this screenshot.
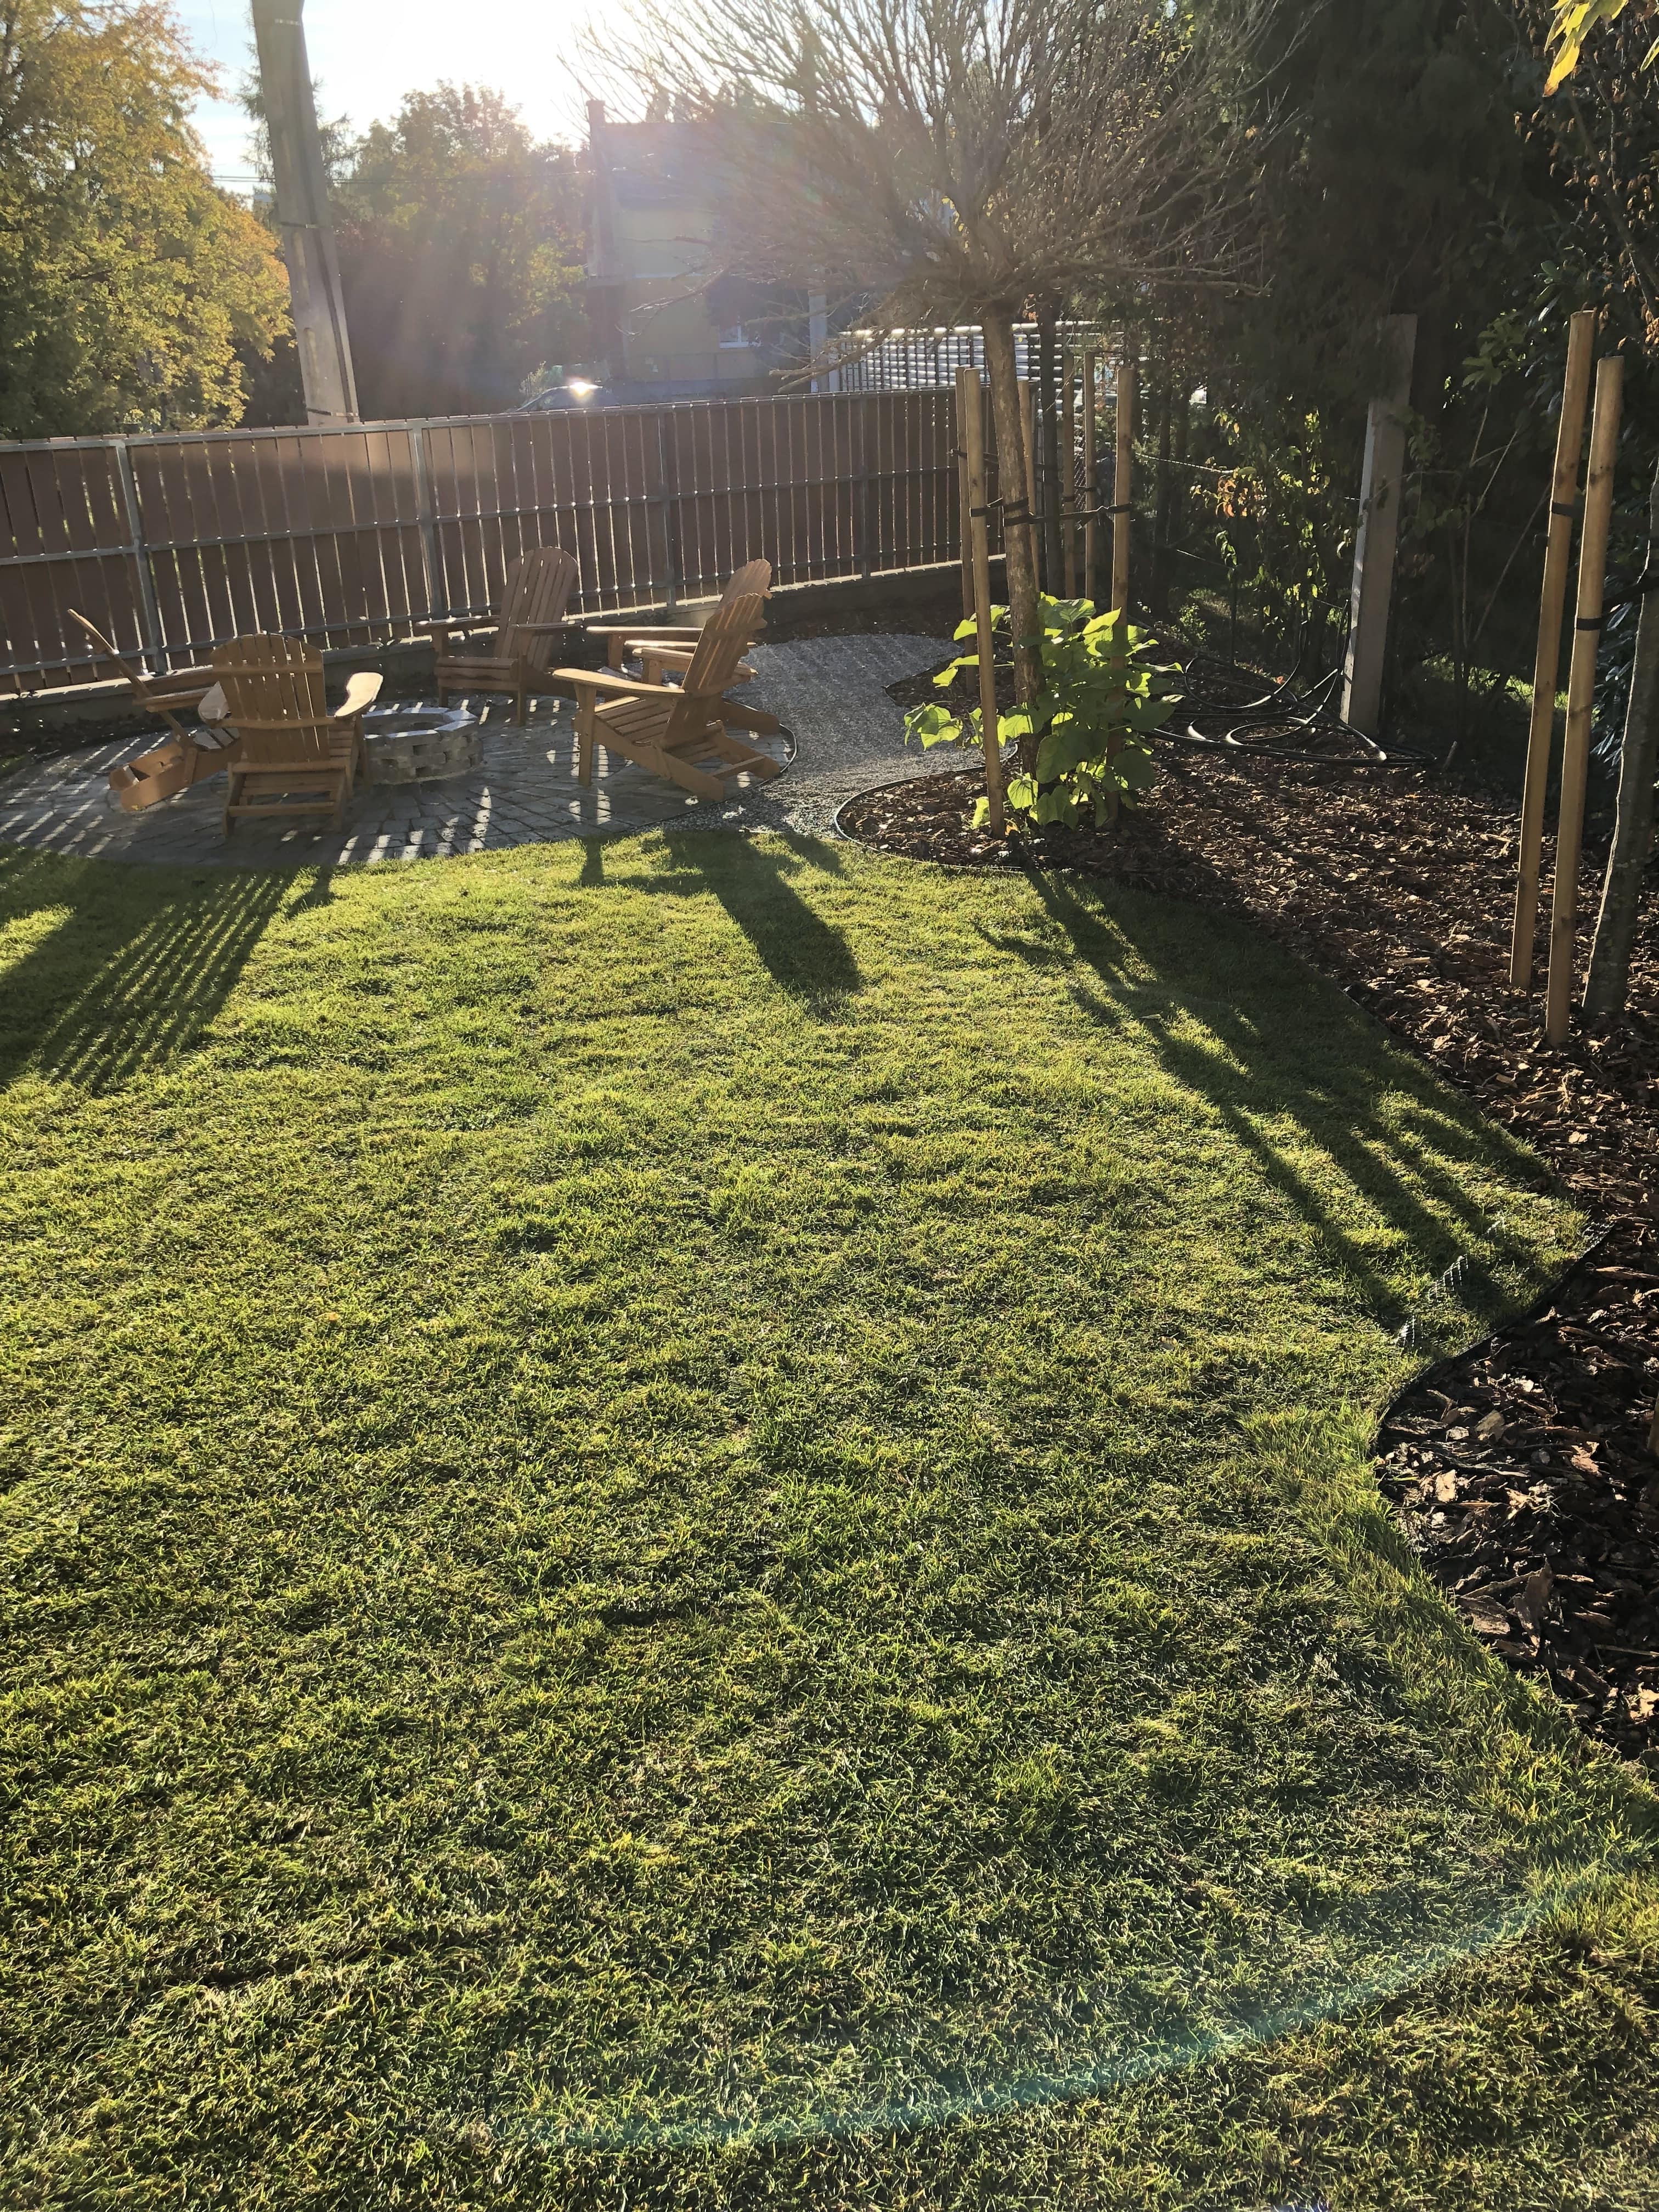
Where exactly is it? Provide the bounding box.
[0,388,974,695]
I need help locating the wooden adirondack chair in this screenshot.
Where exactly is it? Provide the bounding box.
[68,609,228,812]
[581,560,780,737]
[212,634,382,834]
[421,545,579,724]
[556,592,783,802]
[584,558,771,668]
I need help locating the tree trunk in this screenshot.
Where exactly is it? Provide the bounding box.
[1585,454,1659,1017]
[982,304,1042,710]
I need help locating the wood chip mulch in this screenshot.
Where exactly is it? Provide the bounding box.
[838,742,1659,1768]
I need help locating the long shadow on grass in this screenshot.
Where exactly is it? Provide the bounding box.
[640,831,862,1008]
[996,865,1552,1329]
[0,849,287,1092]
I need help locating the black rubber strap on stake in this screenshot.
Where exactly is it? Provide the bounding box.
[1600,567,1659,614]
[1577,614,1607,631]
[1551,499,1583,521]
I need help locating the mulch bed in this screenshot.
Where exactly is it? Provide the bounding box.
[839,725,1659,1769]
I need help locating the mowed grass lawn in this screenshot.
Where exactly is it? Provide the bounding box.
[2,828,1658,2212]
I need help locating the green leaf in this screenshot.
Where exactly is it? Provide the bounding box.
[905,703,963,749]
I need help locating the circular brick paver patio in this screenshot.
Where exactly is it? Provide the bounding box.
[0,635,954,870]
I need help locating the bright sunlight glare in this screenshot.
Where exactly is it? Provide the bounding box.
[177,1,600,189]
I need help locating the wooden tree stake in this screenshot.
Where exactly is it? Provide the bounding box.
[958,365,1006,838]
[1015,375,1040,591]
[958,366,976,620]
[1062,348,1078,598]
[1112,342,1137,616]
[1545,351,1624,1047]
[1081,348,1099,608]
[1511,308,1598,989]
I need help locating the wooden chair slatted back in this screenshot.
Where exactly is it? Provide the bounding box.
[720,559,771,606]
[496,546,580,673]
[212,635,332,763]
[664,594,769,744]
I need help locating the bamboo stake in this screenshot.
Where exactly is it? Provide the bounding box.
[1112,341,1137,616]
[1062,347,1078,599]
[1016,375,1040,591]
[958,365,1006,838]
[957,366,975,621]
[1511,308,1598,989]
[1081,347,1098,608]
[1545,351,1624,1047]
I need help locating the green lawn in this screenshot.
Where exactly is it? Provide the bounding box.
[2,830,1657,2211]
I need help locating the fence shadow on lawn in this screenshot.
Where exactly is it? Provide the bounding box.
[0,849,290,1093]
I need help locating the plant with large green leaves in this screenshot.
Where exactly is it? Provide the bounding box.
[906,597,1183,830]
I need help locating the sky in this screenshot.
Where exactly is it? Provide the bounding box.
[176,2,597,190]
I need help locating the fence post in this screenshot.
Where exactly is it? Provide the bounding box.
[407,424,440,623]
[111,438,166,673]
[656,410,682,615]
[1341,314,1418,736]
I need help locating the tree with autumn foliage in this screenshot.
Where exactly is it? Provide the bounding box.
[0,2,290,438]
[331,85,586,420]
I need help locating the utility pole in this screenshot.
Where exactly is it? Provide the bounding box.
[251,0,358,425]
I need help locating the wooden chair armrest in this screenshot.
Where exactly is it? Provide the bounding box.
[585,623,703,640]
[641,647,758,680]
[510,621,572,634]
[416,620,460,647]
[335,671,383,717]
[212,715,355,736]
[554,667,678,699]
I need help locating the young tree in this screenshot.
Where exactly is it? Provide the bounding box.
[0,1,289,438]
[599,0,1273,704]
[1586,455,1659,1014]
[331,86,585,419]
[1546,0,1658,88]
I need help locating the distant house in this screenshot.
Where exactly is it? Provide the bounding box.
[582,100,810,403]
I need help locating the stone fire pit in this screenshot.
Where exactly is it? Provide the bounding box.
[359,705,481,786]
